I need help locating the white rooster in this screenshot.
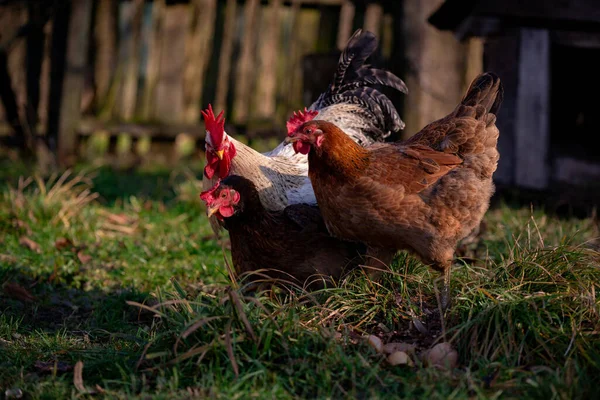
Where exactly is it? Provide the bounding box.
[202,29,407,232]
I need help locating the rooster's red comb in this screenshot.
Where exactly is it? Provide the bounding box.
[201,104,226,148]
[286,108,319,135]
[199,179,221,205]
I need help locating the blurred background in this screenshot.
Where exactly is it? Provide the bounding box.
[0,0,599,213]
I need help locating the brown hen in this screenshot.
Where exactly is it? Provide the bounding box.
[286,73,503,309]
[200,175,365,290]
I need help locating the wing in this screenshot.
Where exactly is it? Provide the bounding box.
[366,144,463,194]
[283,204,327,233]
[402,73,502,154]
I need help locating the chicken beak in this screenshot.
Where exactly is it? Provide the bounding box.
[216,149,225,160]
[285,136,299,144]
[207,205,220,218]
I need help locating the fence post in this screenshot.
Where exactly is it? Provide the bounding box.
[214,0,237,114]
[48,0,93,165]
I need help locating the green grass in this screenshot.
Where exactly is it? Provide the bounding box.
[0,158,599,399]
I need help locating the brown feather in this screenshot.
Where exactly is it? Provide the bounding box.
[297,73,503,302]
[216,175,365,290]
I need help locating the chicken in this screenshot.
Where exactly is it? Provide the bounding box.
[199,175,365,289]
[285,73,503,309]
[202,29,407,233]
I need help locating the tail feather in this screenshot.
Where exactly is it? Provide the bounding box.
[355,68,409,94]
[461,72,503,116]
[312,29,407,139]
[330,29,377,92]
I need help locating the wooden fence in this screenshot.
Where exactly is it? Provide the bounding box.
[0,0,483,164]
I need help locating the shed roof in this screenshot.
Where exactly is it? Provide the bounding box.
[429,0,600,38]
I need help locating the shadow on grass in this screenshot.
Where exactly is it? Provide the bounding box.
[0,263,154,393]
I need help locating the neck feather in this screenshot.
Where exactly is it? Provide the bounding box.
[309,124,369,178]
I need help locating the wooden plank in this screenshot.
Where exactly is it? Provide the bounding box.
[233,0,260,123]
[154,4,188,123]
[183,0,217,123]
[336,0,354,50]
[77,117,206,139]
[514,28,550,189]
[25,1,46,140]
[54,0,93,163]
[475,0,600,26]
[401,0,468,137]
[284,0,301,113]
[141,0,165,119]
[94,0,118,107]
[214,0,237,113]
[363,2,383,36]
[121,0,144,120]
[482,31,519,186]
[255,0,282,119]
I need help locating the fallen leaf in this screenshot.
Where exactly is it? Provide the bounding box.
[19,236,41,253]
[2,282,35,303]
[13,219,32,234]
[73,361,86,393]
[104,212,135,225]
[77,251,92,264]
[34,360,72,373]
[0,254,17,263]
[54,237,73,251]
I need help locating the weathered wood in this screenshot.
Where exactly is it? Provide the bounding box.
[0,51,24,148]
[463,37,483,92]
[475,0,600,27]
[1,4,27,126]
[255,0,282,119]
[25,1,46,140]
[141,0,165,119]
[514,28,550,189]
[121,0,144,120]
[77,117,206,139]
[214,0,237,113]
[183,0,217,123]
[283,0,301,114]
[336,0,355,50]
[93,0,118,108]
[233,0,260,123]
[154,4,188,123]
[482,31,519,186]
[363,2,383,36]
[46,0,92,162]
[57,0,93,163]
[0,3,26,147]
[401,0,468,137]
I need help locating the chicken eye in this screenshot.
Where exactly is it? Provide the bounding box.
[305,128,312,134]
[220,192,226,198]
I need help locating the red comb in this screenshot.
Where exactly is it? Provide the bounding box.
[201,104,226,147]
[286,108,319,135]
[199,179,221,204]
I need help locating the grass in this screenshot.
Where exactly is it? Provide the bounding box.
[0,157,599,399]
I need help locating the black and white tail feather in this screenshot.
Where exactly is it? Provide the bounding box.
[309,29,408,145]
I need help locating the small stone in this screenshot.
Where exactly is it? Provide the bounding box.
[387,351,414,366]
[5,388,23,399]
[423,342,458,369]
[367,335,383,353]
[383,342,416,355]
